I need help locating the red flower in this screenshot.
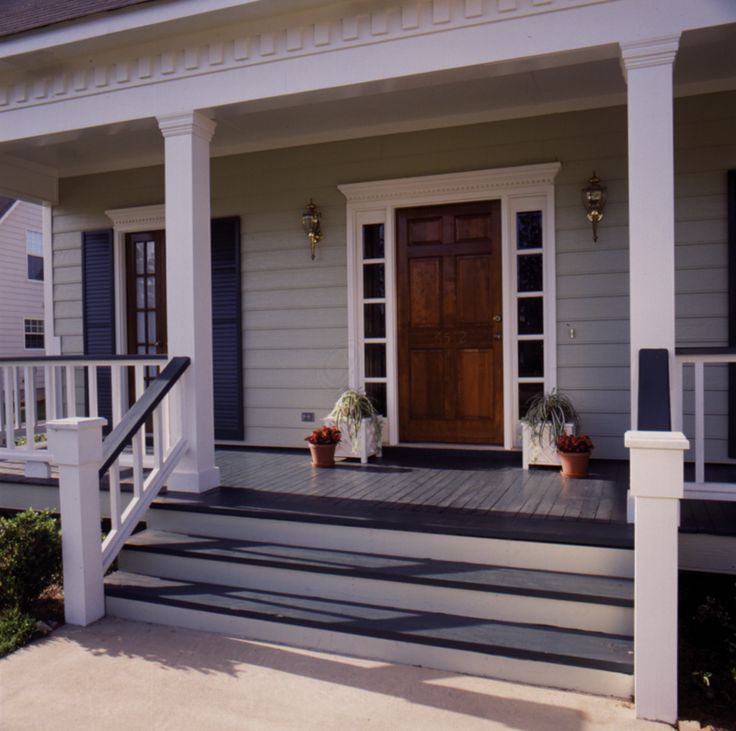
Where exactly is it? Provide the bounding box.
[557,434,594,454]
[305,426,342,445]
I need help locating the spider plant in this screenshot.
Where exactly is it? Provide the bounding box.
[328,389,383,455]
[521,389,578,442]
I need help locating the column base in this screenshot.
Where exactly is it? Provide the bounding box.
[167,465,221,493]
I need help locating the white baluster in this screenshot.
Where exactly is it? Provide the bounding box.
[162,392,171,453]
[44,365,55,422]
[132,365,145,497]
[12,367,21,428]
[3,368,14,451]
[0,368,5,446]
[109,463,121,532]
[694,361,705,484]
[65,365,77,418]
[23,366,36,449]
[111,365,124,429]
[153,408,164,469]
[88,365,98,418]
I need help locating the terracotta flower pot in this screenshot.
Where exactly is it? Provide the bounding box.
[559,451,591,478]
[309,443,338,468]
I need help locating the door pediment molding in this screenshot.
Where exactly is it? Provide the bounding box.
[106,205,165,232]
[339,163,561,205]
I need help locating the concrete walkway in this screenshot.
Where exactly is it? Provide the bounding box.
[1,618,665,731]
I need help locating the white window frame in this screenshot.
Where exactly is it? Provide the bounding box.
[339,162,560,449]
[105,205,165,355]
[23,317,45,350]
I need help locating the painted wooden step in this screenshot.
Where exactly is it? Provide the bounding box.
[105,571,634,699]
[147,505,635,578]
[118,529,633,634]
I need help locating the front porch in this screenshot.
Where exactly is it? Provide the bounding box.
[2,445,734,549]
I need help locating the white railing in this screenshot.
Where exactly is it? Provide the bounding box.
[0,356,166,470]
[674,348,736,501]
[45,356,190,626]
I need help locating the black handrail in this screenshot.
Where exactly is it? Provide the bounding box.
[0,354,169,364]
[99,356,190,477]
[675,347,736,357]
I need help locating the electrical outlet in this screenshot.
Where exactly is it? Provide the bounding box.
[301,412,315,422]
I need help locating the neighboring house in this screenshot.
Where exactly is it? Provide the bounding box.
[0,198,45,358]
[0,0,735,724]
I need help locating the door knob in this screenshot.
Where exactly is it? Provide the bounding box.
[492,315,502,322]
[493,334,502,340]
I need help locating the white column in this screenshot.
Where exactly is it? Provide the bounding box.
[158,111,220,493]
[621,35,680,428]
[47,417,106,627]
[625,429,688,725]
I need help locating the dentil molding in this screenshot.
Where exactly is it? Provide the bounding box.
[0,0,610,113]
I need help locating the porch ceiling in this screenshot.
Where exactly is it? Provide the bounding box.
[0,23,735,180]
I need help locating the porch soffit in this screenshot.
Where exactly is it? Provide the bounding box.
[0,0,735,148]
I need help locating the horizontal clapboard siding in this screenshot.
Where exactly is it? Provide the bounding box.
[0,201,44,358]
[50,91,736,458]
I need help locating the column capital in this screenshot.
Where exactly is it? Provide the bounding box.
[158,110,216,141]
[620,34,680,79]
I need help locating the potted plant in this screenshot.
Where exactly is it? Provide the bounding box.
[520,389,578,469]
[556,434,594,478]
[326,389,383,464]
[305,425,342,468]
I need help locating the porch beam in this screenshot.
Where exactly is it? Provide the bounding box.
[621,35,680,429]
[158,110,220,493]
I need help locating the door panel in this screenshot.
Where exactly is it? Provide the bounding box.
[408,258,442,327]
[397,200,503,444]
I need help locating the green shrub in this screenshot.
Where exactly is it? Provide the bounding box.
[0,607,37,657]
[0,509,62,611]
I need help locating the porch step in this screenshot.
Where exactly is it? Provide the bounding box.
[147,502,635,578]
[117,529,634,635]
[104,570,634,699]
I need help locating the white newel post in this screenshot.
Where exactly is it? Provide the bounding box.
[625,430,689,725]
[47,417,106,627]
[158,110,220,493]
[621,36,680,430]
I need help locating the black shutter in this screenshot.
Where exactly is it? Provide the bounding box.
[82,229,115,432]
[211,217,244,441]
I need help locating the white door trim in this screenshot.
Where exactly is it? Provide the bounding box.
[339,162,561,450]
[105,204,165,355]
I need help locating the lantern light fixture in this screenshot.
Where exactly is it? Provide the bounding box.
[582,172,607,242]
[302,200,322,260]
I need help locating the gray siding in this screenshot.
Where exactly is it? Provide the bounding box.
[51,90,736,459]
[0,201,44,358]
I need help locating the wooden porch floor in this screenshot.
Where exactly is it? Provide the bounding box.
[0,445,733,545]
[158,447,635,549]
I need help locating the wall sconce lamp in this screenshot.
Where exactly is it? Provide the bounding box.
[582,172,607,242]
[302,200,322,259]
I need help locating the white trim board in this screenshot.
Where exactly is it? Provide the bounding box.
[339,163,561,450]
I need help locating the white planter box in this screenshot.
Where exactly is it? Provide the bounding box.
[327,417,381,464]
[521,422,575,470]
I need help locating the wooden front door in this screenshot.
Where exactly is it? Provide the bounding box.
[397,201,503,444]
[125,231,167,364]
